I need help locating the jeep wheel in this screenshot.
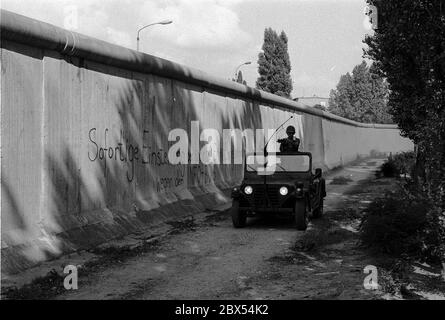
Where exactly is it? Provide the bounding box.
[294,200,308,231]
[312,199,324,219]
[231,200,246,228]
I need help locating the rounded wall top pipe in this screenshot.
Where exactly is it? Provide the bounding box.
[0,9,398,129]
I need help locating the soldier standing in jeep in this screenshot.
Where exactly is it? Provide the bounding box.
[278,125,300,152]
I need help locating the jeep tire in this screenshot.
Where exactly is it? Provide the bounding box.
[294,200,308,231]
[231,200,247,228]
[312,198,324,219]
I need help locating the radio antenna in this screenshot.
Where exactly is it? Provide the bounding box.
[263,115,293,156]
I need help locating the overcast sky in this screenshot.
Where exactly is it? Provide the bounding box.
[2,0,373,97]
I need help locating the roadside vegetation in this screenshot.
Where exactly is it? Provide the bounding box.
[364,0,445,278]
[1,269,66,300]
[377,152,416,178]
[360,152,445,296]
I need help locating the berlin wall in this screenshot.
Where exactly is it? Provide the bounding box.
[0,10,413,274]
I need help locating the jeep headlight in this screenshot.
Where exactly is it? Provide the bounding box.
[244,185,253,195]
[279,186,288,196]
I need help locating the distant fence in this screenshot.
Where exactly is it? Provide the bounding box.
[0,9,413,274]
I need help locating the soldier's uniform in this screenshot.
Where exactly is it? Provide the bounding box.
[278,125,300,152]
[279,137,300,152]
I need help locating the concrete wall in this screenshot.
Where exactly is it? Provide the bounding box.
[0,10,413,274]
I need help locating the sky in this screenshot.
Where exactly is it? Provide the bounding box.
[1,0,374,98]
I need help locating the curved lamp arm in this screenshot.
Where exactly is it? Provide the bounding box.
[234,61,252,78]
[137,20,173,51]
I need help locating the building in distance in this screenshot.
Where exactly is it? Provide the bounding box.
[293,95,329,110]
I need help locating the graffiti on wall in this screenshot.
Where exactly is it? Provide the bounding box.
[87,127,222,192]
[87,123,254,192]
[88,127,173,183]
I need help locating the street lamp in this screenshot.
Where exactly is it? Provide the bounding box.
[137,20,173,51]
[234,61,252,79]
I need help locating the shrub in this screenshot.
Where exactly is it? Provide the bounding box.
[380,160,400,177]
[359,183,430,258]
[379,152,416,178]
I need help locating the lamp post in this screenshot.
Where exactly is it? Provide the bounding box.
[137,20,173,51]
[234,61,252,79]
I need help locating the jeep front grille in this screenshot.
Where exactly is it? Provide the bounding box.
[250,185,282,207]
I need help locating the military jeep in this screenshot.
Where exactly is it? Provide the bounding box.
[231,152,326,230]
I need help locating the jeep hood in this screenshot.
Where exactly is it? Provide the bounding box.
[242,172,310,185]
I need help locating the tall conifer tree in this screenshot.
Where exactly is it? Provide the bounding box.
[256,28,293,97]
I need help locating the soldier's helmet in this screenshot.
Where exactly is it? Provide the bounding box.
[286,125,296,134]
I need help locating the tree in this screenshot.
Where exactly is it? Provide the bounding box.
[369,63,393,124]
[329,73,355,119]
[364,0,445,271]
[329,61,392,123]
[256,28,293,97]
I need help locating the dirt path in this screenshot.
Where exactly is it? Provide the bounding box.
[48,158,388,300]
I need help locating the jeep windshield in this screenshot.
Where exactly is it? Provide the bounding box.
[246,154,310,173]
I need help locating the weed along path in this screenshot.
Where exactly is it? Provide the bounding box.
[3,158,403,300]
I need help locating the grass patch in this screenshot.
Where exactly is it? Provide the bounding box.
[294,207,361,253]
[267,255,308,265]
[328,208,362,221]
[86,239,161,271]
[203,210,231,225]
[2,239,161,300]
[370,256,445,298]
[118,278,157,300]
[294,224,354,252]
[2,269,65,300]
[166,216,197,234]
[330,176,353,185]
[359,185,431,258]
[3,216,198,300]
[344,189,368,195]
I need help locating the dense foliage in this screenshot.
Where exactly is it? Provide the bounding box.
[329,61,393,123]
[360,184,430,257]
[256,28,293,97]
[379,152,416,178]
[364,0,445,265]
[362,153,441,262]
